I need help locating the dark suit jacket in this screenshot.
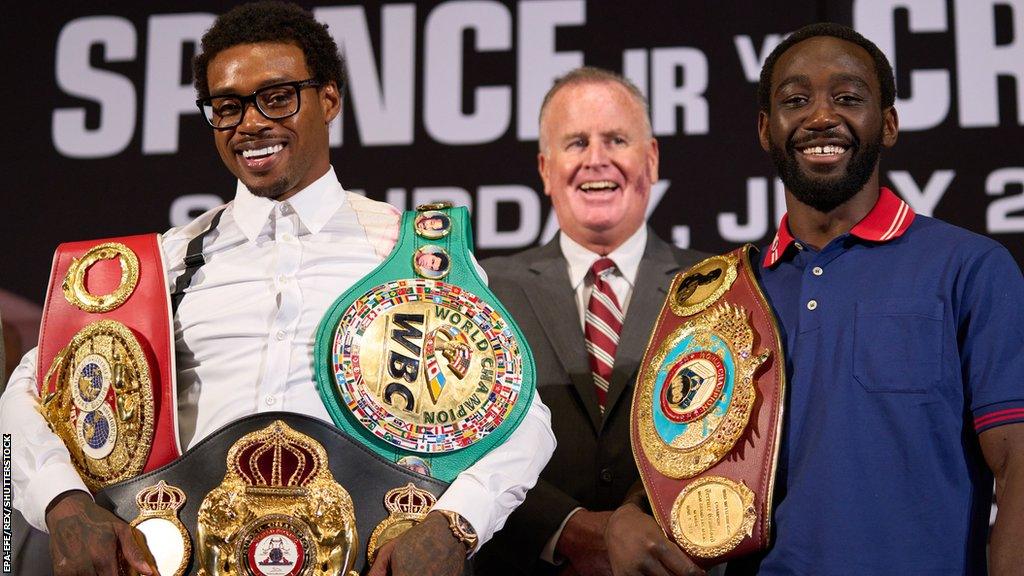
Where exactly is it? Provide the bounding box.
[475,229,705,575]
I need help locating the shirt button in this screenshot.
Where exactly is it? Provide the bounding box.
[278,274,290,285]
[794,242,804,250]
[599,468,613,484]
[265,395,276,406]
[280,232,295,243]
[276,330,287,340]
[807,300,818,311]
[812,267,824,276]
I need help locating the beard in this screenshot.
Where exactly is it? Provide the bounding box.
[770,129,881,214]
[244,175,292,199]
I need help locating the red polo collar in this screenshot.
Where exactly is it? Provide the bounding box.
[763,187,916,268]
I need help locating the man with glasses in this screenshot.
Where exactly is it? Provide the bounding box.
[0,2,554,575]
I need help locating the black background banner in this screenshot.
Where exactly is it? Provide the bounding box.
[3,0,1022,307]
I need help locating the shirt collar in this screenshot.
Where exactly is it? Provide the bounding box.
[560,225,648,290]
[231,166,346,242]
[762,187,915,268]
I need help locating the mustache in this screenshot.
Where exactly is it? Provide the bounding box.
[787,129,857,150]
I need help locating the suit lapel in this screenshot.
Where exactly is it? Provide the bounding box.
[602,233,685,426]
[522,239,603,433]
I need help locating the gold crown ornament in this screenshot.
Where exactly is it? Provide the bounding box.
[366,483,437,565]
[130,481,191,576]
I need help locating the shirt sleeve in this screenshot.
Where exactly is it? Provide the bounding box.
[957,244,1024,434]
[540,507,582,564]
[434,388,555,553]
[0,347,91,532]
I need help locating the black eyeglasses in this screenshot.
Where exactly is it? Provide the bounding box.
[196,78,322,129]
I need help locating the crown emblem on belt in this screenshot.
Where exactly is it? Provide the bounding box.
[197,420,359,575]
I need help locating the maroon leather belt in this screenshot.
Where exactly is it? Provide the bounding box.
[630,245,785,566]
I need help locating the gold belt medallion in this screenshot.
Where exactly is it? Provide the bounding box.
[40,319,154,491]
[366,483,436,565]
[130,481,191,576]
[670,476,756,559]
[62,242,140,313]
[196,421,358,576]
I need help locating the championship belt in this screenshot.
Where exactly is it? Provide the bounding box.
[314,203,535,481]
[36,235,180,492]
[630,245,785,566]
[80,413,467,575]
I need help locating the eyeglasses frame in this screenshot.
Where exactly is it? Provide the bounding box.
[196,78,323,130]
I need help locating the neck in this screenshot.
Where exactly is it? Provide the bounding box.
[785,178,880,250]
[573,230,631,257]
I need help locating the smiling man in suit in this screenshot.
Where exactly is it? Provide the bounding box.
[476,67,705,576]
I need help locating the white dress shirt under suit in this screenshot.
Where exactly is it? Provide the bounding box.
[0,167,555,552]
[538,225,648,563]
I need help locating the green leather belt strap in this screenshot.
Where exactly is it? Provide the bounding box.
[315,203,536,482]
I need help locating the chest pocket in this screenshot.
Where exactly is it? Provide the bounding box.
[853,298,943,393]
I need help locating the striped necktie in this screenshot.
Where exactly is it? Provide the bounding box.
[585,258,623,415]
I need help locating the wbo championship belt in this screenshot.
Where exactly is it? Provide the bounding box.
[36,234,180,492]
[630,245,785,566]
[314,202,536,482]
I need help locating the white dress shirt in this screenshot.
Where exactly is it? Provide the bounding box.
[540,225,648,563]
[0,167,554,551]
[560,225,649,328]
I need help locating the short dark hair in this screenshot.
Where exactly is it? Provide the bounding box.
[193,1,346,99]
[758,22,895,112]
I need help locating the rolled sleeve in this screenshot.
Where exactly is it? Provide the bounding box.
[434,390,555,552]
[0,347,90,531]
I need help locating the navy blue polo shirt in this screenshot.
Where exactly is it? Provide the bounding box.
[731,189,1024,575]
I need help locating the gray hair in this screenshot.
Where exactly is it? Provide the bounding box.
[538,66,652,153]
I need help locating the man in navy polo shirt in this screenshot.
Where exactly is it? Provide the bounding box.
[604,23,1024,575]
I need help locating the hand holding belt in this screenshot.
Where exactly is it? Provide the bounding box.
[630,245,786,566]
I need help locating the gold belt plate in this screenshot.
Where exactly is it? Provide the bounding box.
[332,278,525,453]
[636,300,769,479]
[40,319,154,491]
[130,481,192,576]
[670,476,757,559]
[196,421,358,576]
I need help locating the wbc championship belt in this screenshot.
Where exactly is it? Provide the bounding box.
[630,245,785,566]
[314,202,536,482]
[36,234,180,492]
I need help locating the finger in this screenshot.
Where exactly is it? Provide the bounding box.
[367,539,397,576]
[116,525,157,575]
[652,540,704,576]
[132,526,161,576]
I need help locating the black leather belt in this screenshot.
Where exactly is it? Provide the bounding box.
[11,413,474,575]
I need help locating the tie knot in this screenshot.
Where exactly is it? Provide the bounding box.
[591,257,616,278]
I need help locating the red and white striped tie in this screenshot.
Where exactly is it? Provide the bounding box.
[585,258,623,415]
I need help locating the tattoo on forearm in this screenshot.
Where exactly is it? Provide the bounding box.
[51,497,120,565]
[394,517,464,576]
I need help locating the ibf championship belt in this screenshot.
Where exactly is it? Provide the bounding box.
[314,202,536,482]
[36,235,180,492]
[630,245,785,566]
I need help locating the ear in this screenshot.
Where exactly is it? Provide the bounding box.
[882,106,898,148]
[647,137,660,183]
[758,110,771,152]
[320,81,342,124]
[537,151,552,197]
